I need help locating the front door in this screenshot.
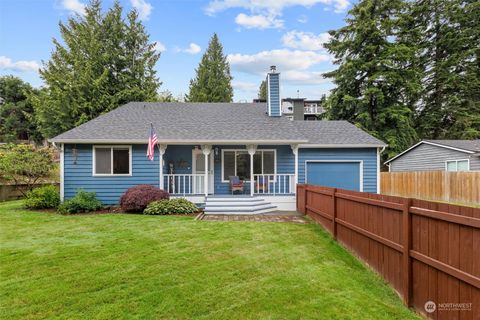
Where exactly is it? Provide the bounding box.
[192,149,214,194]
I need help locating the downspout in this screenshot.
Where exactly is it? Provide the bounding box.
[377,146,386,194]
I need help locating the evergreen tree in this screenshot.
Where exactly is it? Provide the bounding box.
[0,76,42,143]
[258,80,267,100]
[186,33,233,102]
[324,0,419,158]
[410,0,480,139]
[32,0,160,138]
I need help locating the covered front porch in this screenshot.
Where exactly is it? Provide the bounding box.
[158,144,299,198]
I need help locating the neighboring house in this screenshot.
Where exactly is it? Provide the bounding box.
[385,140,480,172]
[281,98,325,121]
[50,67,386,213]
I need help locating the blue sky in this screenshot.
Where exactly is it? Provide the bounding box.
[0,0,351,101]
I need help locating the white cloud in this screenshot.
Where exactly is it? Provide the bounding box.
[297,14,308,23]
[205,0,350,16]
[282,70,330,84]
[0,56,40,73]
[282,30,330,51]
[228,49,332,86]
[235,13,284,29]
[61,0,86,15]
[153,41,166,52]
[228,49,330,74]
[176,43,202,55]
[232,81,258,92]
[333,0,350,12]
[130,0,153,20]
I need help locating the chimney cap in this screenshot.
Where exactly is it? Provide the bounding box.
[270,65,277,72]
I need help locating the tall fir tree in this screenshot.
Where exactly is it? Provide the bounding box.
[258,80,267,100]
[186,33,233,102]
[31,0,160,138]
[324,0,419,158]
[409,0,480,139]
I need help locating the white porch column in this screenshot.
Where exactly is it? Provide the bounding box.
[291,144,299,194]
[201,145,212,197]
[247,144,257,196]
[159,144,167,190]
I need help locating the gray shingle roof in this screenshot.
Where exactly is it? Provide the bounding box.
[424,140,480,152]
[50,102,386,146]
[292,120,386,146]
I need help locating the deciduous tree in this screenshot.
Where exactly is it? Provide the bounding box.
[0,76,42,143]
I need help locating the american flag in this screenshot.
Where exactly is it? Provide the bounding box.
[147,125,158,161]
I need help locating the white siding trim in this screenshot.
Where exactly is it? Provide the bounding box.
[377,148,380,194]
[298,144,386,148]
[50,139,307,144]
[92,145,132,176]
[60,143,64,202]
[304,160,364,192]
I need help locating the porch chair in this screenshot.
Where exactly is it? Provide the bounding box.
[229,176,245,194]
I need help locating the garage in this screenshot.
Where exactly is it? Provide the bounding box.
[305,161,362,191]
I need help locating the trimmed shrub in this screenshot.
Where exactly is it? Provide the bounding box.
[119,184,169,213]
[144,198,198,215]
[57,190,103,214]
[24,185,60,209]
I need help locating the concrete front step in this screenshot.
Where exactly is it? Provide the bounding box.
[205,204,277,212]
[206,197,263,202]
[204,196,277,214]
[203,207,278,215]
[206,201,270,207]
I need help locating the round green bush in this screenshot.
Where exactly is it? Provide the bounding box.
[24,185,60,209]
[144,198,198,215]
[57,190,103,214]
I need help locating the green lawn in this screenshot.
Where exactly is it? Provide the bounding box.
[0,201,419,319]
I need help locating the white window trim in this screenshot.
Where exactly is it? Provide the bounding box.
[445,159,470,172]
[221,149,277,183]
[304,160,364,192]
[92,145,132,176]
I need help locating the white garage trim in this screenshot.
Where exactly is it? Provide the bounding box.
[304,160,363,192]
[60,143,64,202]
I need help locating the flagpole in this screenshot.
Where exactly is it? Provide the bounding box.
[151,123,165,190]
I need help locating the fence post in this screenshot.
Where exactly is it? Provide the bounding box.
[402,198,412,307]
[332,188,337,239]
[303,185,308,214]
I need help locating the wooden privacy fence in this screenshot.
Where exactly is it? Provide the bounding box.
[297,184,480,319]
[381,171,480,207]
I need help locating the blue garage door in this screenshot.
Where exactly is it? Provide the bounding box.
[306,162,361,191]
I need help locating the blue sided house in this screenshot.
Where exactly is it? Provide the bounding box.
[50,67,387,213]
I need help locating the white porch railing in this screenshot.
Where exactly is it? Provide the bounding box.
[164,174,205,195]
[253,174,295,195]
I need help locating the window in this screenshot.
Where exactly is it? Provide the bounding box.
[93,146,131,176]
[222,150,275,181]
[445,159,469,172]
